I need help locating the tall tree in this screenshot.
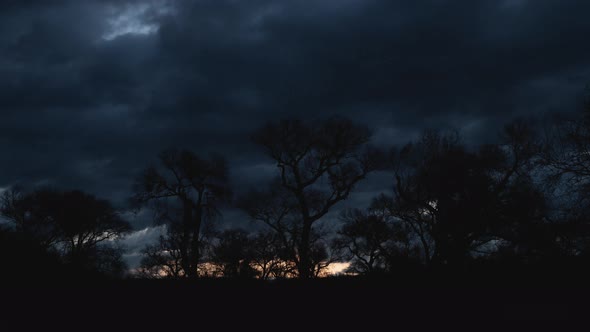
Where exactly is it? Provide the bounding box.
[132,149,230,278]
[383,123,542,266]
[252,117,377,278]
[386,130,482,264]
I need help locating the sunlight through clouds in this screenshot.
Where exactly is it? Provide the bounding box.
[102,0,174,41]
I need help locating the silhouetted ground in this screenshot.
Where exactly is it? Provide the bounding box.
[2,263,589,328]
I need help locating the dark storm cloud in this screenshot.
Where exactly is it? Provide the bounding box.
[1,0,590,235]
[148,0,590,140]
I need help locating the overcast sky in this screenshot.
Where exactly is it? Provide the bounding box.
[1,0,589,263]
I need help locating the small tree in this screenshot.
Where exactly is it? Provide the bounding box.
[210,229,258,279]
[139,227,185,278]
[333,209,395,274]
[1,188,131,275]
[249,231,290,280]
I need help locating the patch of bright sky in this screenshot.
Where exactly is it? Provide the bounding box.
[326,262,351,276]
[102,0,174,41]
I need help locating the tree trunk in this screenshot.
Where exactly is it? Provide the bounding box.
[181,198,193,277]
[298,220,312,278]
[190,203,203,279]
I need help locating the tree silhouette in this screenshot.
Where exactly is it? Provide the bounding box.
[252,117,377,278]
[381,123,542,266]
[2,111,588,284]
[132,149,230,278]
[385,130,481,265]
[57,190,131,270]
[238,179,339,278]
[210,229,259,278]
[490,176,556,261]
[248,230,290,280]
[1,187,63,249]
[538,94,590,256]
[237,182,303,278]
[139,227,185,278]
[1,188,131,276]
[332,207,413,275]
[0,225,65,282]
[541,97,590,215]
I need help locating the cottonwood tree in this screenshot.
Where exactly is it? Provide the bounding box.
[382,123,543,266]
[251,117,377,278]
[132,149,230,278]
[384,130,475,264]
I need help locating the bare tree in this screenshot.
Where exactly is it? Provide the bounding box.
[139,228,185,278]
[333,208,395,274]
[238,182,300,278]
[132,149,230,278]
[249,231,289,280]
[251,117,376,278]
[537,94,590,254]
[540,97,590,214]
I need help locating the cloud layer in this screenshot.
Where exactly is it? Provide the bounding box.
[1,0,589,234]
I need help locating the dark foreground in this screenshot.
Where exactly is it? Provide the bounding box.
[2,266,589,328]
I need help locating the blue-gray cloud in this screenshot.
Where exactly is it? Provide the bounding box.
[0,0,589,230]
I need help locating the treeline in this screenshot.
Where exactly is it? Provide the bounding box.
[2,96,590,282]
[0,189,130,281]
